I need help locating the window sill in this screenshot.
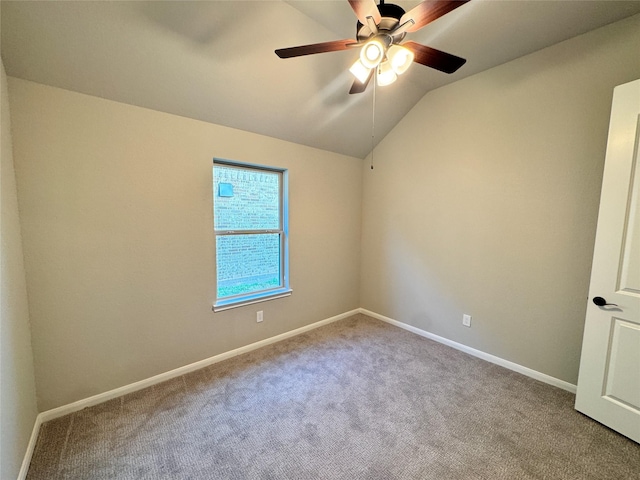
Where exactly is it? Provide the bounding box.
[213,288,292,312]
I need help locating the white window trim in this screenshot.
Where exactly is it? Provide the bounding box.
[213,289,292,312]
[212,159,291,312]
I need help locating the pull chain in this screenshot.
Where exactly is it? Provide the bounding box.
[371,71,376,170]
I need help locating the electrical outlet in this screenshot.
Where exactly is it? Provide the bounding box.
[463,314,471,327]
[257,311,263,323]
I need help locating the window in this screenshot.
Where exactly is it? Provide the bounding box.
[213,159,290,311]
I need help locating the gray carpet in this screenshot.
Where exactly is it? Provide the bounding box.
[27,314,639,479]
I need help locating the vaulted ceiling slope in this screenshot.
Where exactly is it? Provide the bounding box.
[2,1,640,159]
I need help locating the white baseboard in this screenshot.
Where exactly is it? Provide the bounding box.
[17,415,42,480]
[20,306,575,478]
[38,308,359,424]
[17,309,359,478]
[359,308,577,394]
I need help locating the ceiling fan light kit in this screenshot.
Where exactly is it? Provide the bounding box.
[388,44,414,75]
[275,0,471,94]
[355,37,414,87]
[360,38,387,68]
[349,59,373,83]
[377,61,397,86]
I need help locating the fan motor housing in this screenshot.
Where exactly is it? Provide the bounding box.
[356,3,407,43]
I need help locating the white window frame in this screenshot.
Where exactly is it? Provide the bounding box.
[213,159,291,312]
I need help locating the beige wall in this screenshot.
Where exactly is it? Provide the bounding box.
[360,15,640,385]
[1,59,38,479]
[8,79,363,411]
[6,12,639,419]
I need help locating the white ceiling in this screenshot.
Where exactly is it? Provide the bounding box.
[2,1,640,159]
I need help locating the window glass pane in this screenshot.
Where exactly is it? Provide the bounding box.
[216,234,281,299]
[214,165,280,231]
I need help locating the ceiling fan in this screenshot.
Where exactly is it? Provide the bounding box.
[275,0,471,94]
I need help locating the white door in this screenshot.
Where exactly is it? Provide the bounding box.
[575,79,640,443]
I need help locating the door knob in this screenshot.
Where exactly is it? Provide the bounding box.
[593,296,618,307]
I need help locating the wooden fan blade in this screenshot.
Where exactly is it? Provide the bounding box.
[349,69,374,94]
[275,39,356,58]
[400,0,470,33]
[348,0,381,25]
[404,41,466,73]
